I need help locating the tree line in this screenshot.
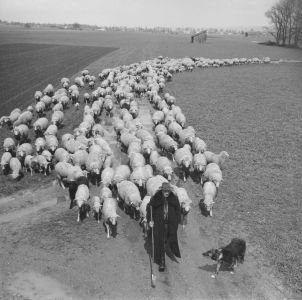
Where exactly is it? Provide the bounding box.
[266,0,302,47]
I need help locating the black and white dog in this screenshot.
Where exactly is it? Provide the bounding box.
[202,238,246,278]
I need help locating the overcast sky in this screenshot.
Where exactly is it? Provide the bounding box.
[0,0,276,28]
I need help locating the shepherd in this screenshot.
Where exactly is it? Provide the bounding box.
[147,182,181,272]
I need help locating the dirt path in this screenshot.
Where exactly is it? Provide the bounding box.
[0,95,292,300]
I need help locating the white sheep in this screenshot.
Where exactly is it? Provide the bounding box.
[100,186,113,202]
[127,141,142,157]
[70,150,88,169]
[146,175,168,197]
[1,152,12,174]
[157,132,178,157]
[33,117,49,136]
[174,186,192,226]
[13,111,33,127]
[51,111,64,127]
[204,150,229,169]
[3,137,16,153]
[16,143,33,163]
[34,137,46,154]
[102,197,119,238]
[85,151,104,177]
[52,102,64,112]
[112,165,131,185]
[45,135,59,153]
[13,124,29,144]
[101,167,114,187]
[24,154,37,175]
[202,163,223,188]
[129,152,146,170]
[149,150,160,167]
[141,139,156,159]
[34,90,43,102]
[120,130,140,150]
[41,95,52,109]
[35,101,46,116]
[9,157,22,179]
[139,195,151,235]
[92,124,105,137]
[136,129,154,143]
[37,154,51,175]
[154,124,167,136]
[155,156,173,181]
[152,110,165,125]
[168,121,182,139]
[44,124,58,137]
[202,181,217,217]
[178,126,196,146]
[193,153,207,183]
[54,148,70,163]
[41,150,52,164]
[174,144,193,181]
[92,196,103,223]
[75,184,90,222]
[130,165,153,189]
[175,112,186,128]
[193,137,207,153]
[43,83,54,96]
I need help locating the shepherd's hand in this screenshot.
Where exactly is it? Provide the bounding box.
[149,221,154,228]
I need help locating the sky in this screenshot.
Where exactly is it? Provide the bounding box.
[0,0,276,28]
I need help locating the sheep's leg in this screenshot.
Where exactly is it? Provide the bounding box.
[209,208,213,217]
[77,210,80,222]
[105,223,110,239]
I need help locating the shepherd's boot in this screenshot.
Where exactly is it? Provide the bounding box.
[159,255,165,272]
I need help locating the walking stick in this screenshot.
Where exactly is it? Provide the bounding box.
[150,206,157,288]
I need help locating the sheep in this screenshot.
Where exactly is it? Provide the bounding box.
[40,95,52,109]
[52,102,64,112]
[112,165,131,186]
[3,137,16,153]
[34,137,46,154]
[13,124,29,144]
[1,152,12,174]
[54,162,75,188]
[178,126,196,147]
[33,117,49,137]
[92,124,105,137]
[157,132,178,158]
[113,118,124,138]
[103,154,113,169]
[85,151,104,183]
[193,153,207,183]
[45,135,59,153]
[155,156,173,181]
[70,150,88,169]
[54,148,70,163]
[41,150,52,165]
[34,90,43,102]
[92,196,103,223]
[120,130,140,151]
[146,175,168,197]
[9,157,23,179]
[149,150,160,167]
[175,112,186,128]
[24,155,37,175]
[100,186,113,202]
[44,124,58,137]
[70,89,80,105]
[127,141,142,157]
[51,111,64,127]
[75,184,90,222]
[101,167,114,187]
[130,165,153,192]
[104,98,114,116]
[74,76,84,88]
[154,124,167,136]
[139,195,151,235]
[37,154,51,175]
[102,197,119,238]
[202,181,217,217]
[152,110,165,126]
[116,180,142,218]
[43,83,54,97]
[174,186,192,227]
[16,143,33,163]
[136,129,154,143]
[168,121,182,139]
[35,101,46,116]
[193,137,207,154]
[202,163,223,188]
[204,150,229,169]
[61,133,74,147]
[174,144,193,182]
[58,95,70,108]
[141,139,156,160]
[129,152,146,170]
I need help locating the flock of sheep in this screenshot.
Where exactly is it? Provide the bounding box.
[0,55,271,238]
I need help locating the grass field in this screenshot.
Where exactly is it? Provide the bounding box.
[0,28,301,297]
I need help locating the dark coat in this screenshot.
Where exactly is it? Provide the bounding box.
[66,176,89,204]
[147,189,181,264]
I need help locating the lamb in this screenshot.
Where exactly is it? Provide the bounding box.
[34,137,46,154]
[102,197,119,238]
[9,157,23,179]
[149,150,160,167]
[1,152,12,174]
[157,132,178,157]
[70,150,88,169]
[174,144,193,182]
[13,111,33,127]
[178,126,196,146]
[193,137,207,153]
[51,111,64,127]
[112,165,131,185]
[146,175,168,197]
[16,143,33,163]
[101,167,114,187]
[155,156,173,181]
[139,195,151,235]
[75,184,90,222]
[3,137,16,153]
[202,163,223,188]
[35,101,46,116]
[13,124,29,144]
[45,135,59,153]
[129,152,146,170]
[92,196,103,223]
[204,150,229,169]
[152,110,165,126]
[44,124,58,137]
[33,117,49,137]
[116,180,142,218]
[193,153,207,183]
[130,165,153,190]
[37,154,51,175]
[202,181,217,217]
[54,148,70,163]
[24,155,37,175]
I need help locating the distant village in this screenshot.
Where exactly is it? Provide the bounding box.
[0,19,268,36]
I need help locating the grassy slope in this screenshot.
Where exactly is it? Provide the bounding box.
[166,63,302,293]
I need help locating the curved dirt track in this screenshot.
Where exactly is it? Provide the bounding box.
[1,34,300,299]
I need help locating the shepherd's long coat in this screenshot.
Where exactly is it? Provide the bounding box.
[147,189,181,264]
